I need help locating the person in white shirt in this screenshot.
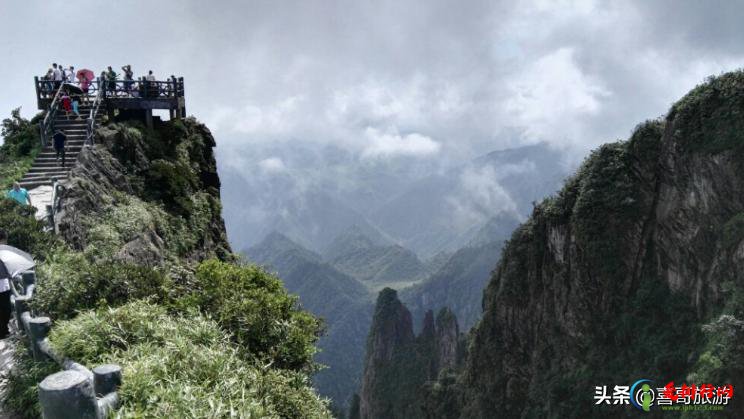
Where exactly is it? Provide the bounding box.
[0,230,10,339]
[67,65,76,83]
[145,70,156,81]
[52,63,62,91]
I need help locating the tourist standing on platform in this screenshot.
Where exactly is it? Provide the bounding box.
[106,66,118,96]
[67,65,75,83]
[53,130,67,168]
[145,70,157,98]
[52,63,62,91]
[122,65,134,95]
[42,68,53,97]
[98,71,108,96]
[6,183,32,206]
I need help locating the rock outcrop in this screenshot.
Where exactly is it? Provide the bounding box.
[362,71,744,418]
[453,71,744,419]
[357,289,462,419]
[55,118,231,265]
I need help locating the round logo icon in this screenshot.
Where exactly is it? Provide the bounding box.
[630,379,655,412]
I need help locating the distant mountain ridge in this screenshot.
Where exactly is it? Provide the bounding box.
[244,221,516,412]
[326,226,429,288]
[223,142,570,258]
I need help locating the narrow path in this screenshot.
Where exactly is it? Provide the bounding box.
[28,185,55,221]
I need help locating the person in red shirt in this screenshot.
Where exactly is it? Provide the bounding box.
[61,91,72,119]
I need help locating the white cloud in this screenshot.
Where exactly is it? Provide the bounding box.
[504,47,610,145]
[447,165,520,230]
[361,127,441,159]
[258,157,287,173]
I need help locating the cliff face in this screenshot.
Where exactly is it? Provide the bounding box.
[358,72,744,419]
[55,118,231,265]
[401,240,504,332]
[455,72,744,417]
[357,289,461,419]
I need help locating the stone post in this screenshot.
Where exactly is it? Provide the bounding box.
[29,317,52,361]
[13,296,29,334]
[21,271,35,289]
[93,364,122,396]
[38,370,98,419]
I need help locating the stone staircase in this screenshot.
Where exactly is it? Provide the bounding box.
[20,105,102,189]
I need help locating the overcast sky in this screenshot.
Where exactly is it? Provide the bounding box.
[2,0,743,168]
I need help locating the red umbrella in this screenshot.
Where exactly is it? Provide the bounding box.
[76,68,95,82]
[76,69,95,91]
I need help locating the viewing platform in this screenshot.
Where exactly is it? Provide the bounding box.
[34,76,186,120]
[21,75,186,189]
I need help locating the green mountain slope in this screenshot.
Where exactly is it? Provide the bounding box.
[326,228,429,288]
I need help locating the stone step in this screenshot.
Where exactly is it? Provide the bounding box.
[21,174,70,183]
[19,176,67,183]
[39,152,82,159]
[33,155,80,162]
[27,165,72,172]
[20,179,56,189]
[52,121,88,127]
[27,164,70,173]
[42,145,83,152]
[23,167,71,175]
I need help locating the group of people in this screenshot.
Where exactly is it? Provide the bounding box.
[42,63,75,91]
[41,63,160,98]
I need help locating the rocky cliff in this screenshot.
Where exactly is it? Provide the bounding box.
[357,289,461,419]
[454,70,744,419]
[359,71,744,418]
[55,118,231,265]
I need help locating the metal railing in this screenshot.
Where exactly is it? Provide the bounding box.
[45,178,65,233]
[98,76,184,99]
[85,85,105,146]
[38,85,63,147]
[10,271,122,419]
[35,77,185,101]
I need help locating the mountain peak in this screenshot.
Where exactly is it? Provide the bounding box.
[323,224,391,260]
[245,231,322,267]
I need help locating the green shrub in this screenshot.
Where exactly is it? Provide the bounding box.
[0,198,61,259]
[146,159,199,215]
[33,255,171,319]
[48,301,331,418]
[0,108,41,188]
[669,71,744,154]
[184,259,323,371]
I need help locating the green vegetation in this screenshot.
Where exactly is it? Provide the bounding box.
[183,260,322,371]
[245,232,374,411]
[34,256,171,320]
[670,70,744,154]
[0,108,41,189]
[0,198,60,258]
[1,113,330,418]
[49,301,330,418]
